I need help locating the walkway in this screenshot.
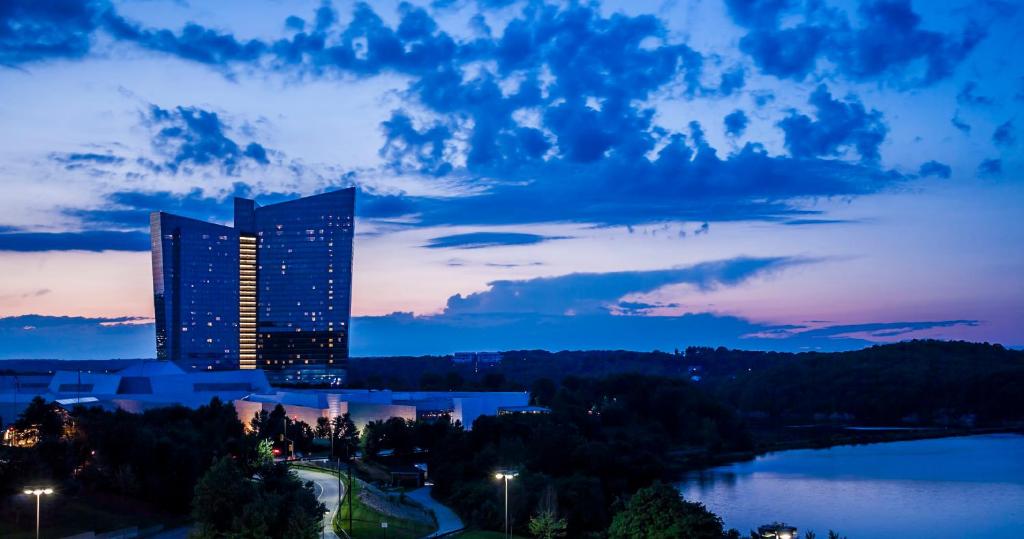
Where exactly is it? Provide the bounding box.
[295,466,346,539]
[406,485,465,538]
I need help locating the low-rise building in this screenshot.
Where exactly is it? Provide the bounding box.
[1,362,529,432]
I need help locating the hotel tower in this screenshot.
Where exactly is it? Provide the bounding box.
[150,188,355,383]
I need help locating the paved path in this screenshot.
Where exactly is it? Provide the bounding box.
[295,466,346,539]
[406,485,465,538]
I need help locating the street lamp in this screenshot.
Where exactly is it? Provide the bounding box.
[23,488,53,539]
[494,471,518,539]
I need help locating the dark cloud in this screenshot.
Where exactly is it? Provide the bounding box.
[350,310,978,356]
[143,104,272,174]
[0,315,153,359]
[379,111,455,176]
[443,256,807,316]
[717,66,746,96]
[0,0,105,65]
[424,232,568,249]
[48,152,124,170]
[724,109,749,137]
[726,0,986,86]
[978,158,1002,176]
[918,160,952,179]
[0,230,149,252]
[778,85,887,161]
[951,111,971,133]
[8,2,927,229]
[68,183,305,230]
[102,11,267,67]
[782,218,857,226]
[993,120,1015,147]
[357,191,420,219]
[957,81,993,106]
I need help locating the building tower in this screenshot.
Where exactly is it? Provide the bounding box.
[150,188,355,383]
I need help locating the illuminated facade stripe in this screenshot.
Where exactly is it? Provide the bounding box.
[238,234,257,369]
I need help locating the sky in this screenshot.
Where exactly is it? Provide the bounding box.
[0,0,1021,358]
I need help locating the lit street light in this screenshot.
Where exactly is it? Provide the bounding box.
[494,471,518,539]
[23,488,53,539]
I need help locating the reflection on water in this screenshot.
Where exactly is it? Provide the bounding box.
[677,434,1024,539]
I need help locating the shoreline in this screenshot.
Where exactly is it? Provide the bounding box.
[670,425,1024,473]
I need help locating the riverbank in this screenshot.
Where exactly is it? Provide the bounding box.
[670,424,1024,472]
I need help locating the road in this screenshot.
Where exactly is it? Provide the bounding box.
[294,466,346,539]
[406,485,465,538]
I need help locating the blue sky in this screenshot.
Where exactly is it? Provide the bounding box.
[0,0,1021,358]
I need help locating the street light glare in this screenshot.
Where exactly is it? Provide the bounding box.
[43,489,53,495]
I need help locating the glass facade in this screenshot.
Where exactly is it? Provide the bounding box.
[242,189,355,375]
[150,212,240,369]
[151,189,354,380]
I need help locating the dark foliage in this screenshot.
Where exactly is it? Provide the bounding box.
[191,457,325,538]
[423,374,751,536]
[714,340,1024,425]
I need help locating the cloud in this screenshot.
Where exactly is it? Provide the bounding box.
[142,104,271,174]
[0,311,977,359]
[778,85,888,161]
[424,232,569,249]
[918,160,952,179]
[443,256,807,316]
[993,120,1015,147]
[726,0,986,86]
[781,218,857,226]
[48,152,125,170]
[10,2,923,229]
[717,66,746,96]
[978,158,1002,176]
[0,315,153,359]
[724,109,749,137]
[102,10,267,67]
[951,111,971,133]
[957,81,993,106]
[0,230,150,251]
[350,311,980,356]
[760,319,979,341]
[0,0,106,65]
[69,186,248,229]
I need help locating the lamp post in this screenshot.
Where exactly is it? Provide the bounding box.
[23,488,53,539]
[494,471,518,539]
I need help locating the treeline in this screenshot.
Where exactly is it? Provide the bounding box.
[358,374,751,536]
[0,397,325,538]
[1,397,246,514]
[713,340,1024,426]
[343,341,1024,427]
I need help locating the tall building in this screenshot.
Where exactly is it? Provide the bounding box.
[150,188,355,383]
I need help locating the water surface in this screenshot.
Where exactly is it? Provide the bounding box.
[678,434,1024,538]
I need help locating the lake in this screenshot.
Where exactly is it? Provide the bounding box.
[677,434,1024,538]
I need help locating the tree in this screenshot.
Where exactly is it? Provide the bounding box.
[332,413,359,459]
[191,457,325,539]
[16,396,66,442]
[254,439,275,468]
[607,482,725,539]
[529,512,568,539]
[529,485,567,539]
[315,416,331,440]
[192,457,255,536]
